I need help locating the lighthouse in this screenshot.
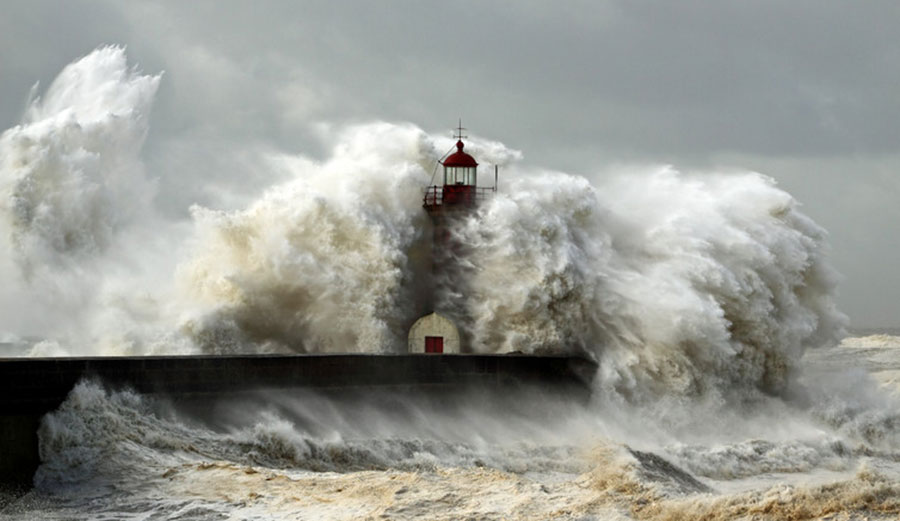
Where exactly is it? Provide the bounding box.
[408,122,497,354]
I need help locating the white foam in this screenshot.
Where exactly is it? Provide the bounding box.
[840,334,900,348]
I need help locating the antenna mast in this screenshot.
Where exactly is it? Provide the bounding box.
[454,118,467,140]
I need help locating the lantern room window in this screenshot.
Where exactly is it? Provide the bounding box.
[445,166,477,186]
[440,137,479,187]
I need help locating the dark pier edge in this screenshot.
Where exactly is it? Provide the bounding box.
[0,353,597,487]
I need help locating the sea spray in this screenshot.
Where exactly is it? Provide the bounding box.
[0,45,159,271]
[448,168,847,402]
[176,124,438,353]
[180,146,846,401]
[0,47,848,404]
[0,46,171,353]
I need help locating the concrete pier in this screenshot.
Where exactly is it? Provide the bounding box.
[0,353,596,485]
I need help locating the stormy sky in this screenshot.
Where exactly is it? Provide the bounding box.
[1,0,899,327]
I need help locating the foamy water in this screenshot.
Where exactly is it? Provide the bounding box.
[2,48,897,520]
[840,334,900,348]
[3,338,899,520]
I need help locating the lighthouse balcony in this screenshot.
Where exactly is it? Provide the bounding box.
[423,185,496,211]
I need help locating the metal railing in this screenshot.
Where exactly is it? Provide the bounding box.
[423,186,496,208]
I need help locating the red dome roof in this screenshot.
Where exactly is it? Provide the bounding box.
[441,140,478,168]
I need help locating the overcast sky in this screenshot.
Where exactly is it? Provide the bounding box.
[1,0,899,327]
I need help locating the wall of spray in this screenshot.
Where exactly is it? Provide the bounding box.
[0,47,847,404]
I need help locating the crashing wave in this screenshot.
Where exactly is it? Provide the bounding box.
[0,47,848,402]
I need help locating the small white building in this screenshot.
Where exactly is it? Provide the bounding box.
[407,312,460,354]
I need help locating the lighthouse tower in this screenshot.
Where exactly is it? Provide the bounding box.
[409,122,496,354]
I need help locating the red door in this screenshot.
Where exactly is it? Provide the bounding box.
[425,336,444,354]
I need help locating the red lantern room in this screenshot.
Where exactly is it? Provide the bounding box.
[440,139,479,205]
[423,121,497,212]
